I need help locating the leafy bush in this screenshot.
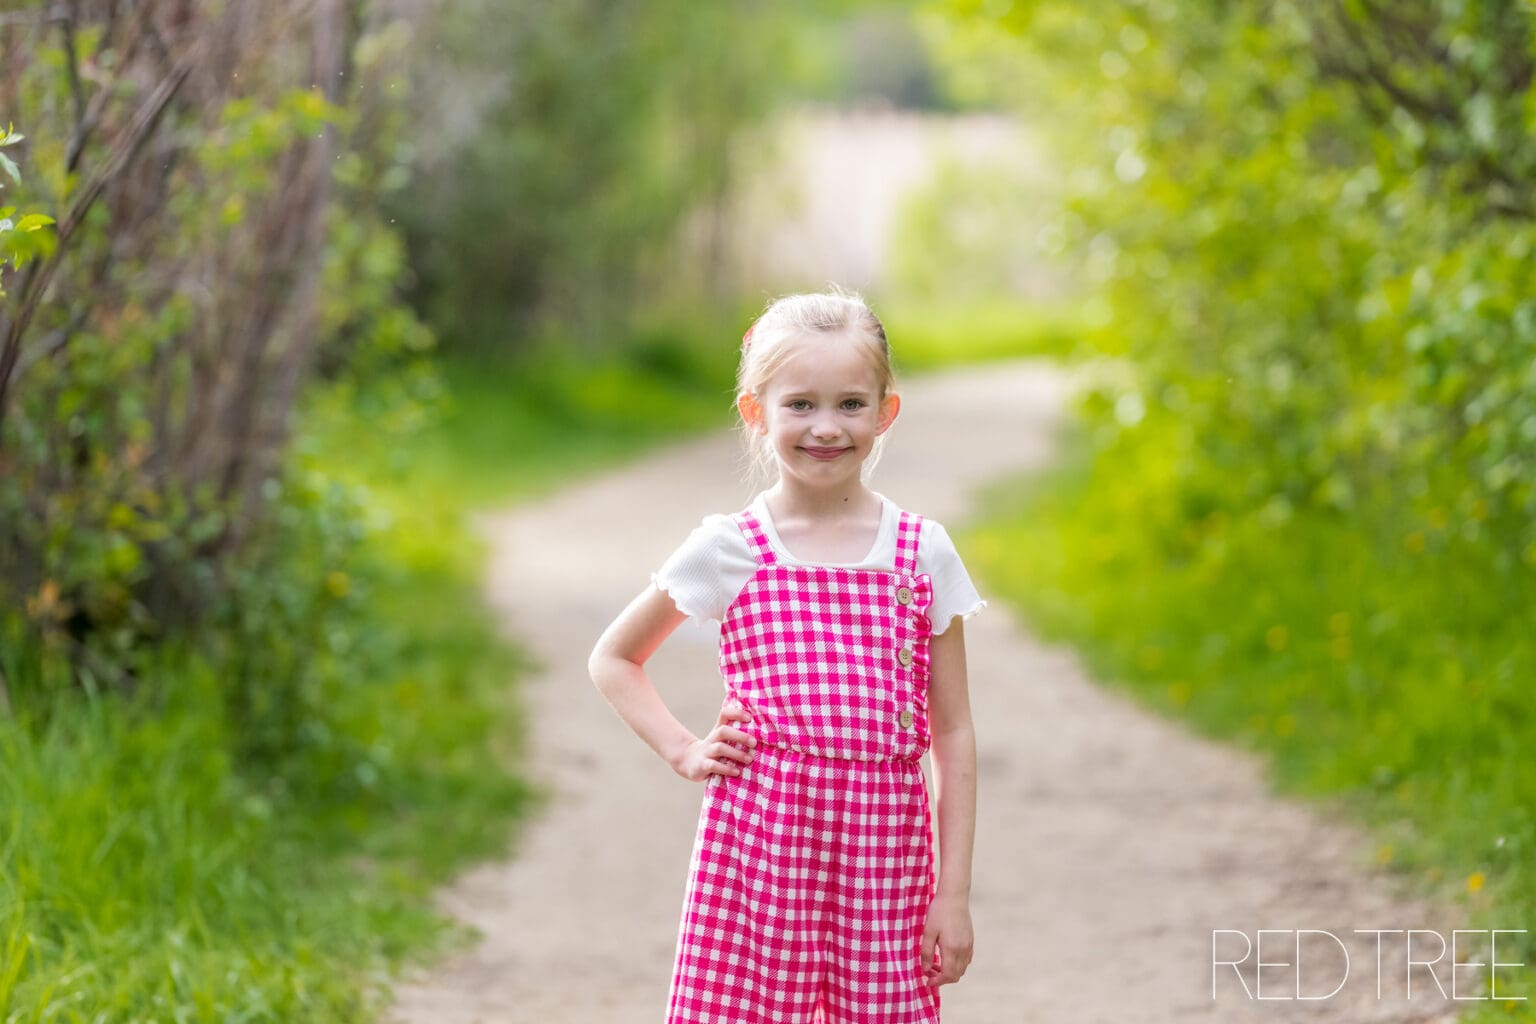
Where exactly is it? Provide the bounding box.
[0,6,436,730]
[933,0,1536,592]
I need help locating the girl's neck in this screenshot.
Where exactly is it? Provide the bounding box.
[764,479,880,525]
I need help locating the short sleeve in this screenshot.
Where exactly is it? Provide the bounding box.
[651,514,754,629]
[918,520,987,635]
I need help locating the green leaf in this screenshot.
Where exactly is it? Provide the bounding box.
[15,214,54,232]
[0,151,17,184]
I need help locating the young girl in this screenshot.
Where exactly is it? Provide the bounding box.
[588,290,982,1023]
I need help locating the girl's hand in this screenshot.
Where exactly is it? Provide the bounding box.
[920,892,974,987]
[671,703,756,782]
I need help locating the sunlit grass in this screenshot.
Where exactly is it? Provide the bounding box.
[0,631,504,1020]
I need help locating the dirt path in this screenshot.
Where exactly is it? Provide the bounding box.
[386,359,1466,1024]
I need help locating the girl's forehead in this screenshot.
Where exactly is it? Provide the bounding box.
[767,334,883,392]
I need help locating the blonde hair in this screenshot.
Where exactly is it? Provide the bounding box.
[734,289,898,485]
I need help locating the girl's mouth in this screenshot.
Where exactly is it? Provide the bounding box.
[801,446,852,460]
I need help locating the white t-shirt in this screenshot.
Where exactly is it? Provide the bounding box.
[652,491,987,635]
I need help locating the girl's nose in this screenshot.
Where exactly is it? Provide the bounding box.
[811,411,847,436]
[811,414,840,439]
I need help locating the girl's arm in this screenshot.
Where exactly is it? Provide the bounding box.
[588,583,757,781]
[921,615,977,987]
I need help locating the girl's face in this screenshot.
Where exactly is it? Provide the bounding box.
[738,331,900,489]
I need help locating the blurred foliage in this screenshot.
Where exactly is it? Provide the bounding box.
[885,295,1086,369]
[396,0,795,351]
[394,0,959,353]
[932,0,1536,565]
[300,323,744,517]
[804,7,956,111]
[935,0,1536,1010]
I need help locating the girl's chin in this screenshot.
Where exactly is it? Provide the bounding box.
[776,455,870,483]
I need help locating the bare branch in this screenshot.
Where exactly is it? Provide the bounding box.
[12,311,88,380]
[57,2,89,130]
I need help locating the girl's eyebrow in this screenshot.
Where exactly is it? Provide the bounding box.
[778,386,875,398]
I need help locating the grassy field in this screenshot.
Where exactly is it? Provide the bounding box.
[961,416,1536,1018]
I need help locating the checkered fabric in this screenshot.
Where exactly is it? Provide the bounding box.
[666,508,941,1024]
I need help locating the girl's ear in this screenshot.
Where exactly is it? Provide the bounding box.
[737,391,767,433]
[876,392,901,435]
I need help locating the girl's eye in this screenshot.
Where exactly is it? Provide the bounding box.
[841,399,867,411]
[788,400,812,411]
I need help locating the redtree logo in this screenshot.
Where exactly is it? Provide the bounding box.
[1212,928,1528,1001]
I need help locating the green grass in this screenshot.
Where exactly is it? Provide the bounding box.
[0,592,532,1021]
[0,653,473,1019]
[963,417,1536,1020]
[0,458,537,1019]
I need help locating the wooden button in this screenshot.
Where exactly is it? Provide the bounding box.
[899,708,914,729]
[897,647,914,667]
[896,586,913,605]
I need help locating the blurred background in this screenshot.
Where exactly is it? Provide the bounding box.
[0,0,1532,1019]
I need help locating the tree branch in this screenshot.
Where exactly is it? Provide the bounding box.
[56,2,89,130]
[1322,0,1459,124]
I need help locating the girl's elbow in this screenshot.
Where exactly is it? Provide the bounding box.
[587,641,616,690]
[588,640,639,696]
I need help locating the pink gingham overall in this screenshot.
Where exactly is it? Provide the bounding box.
[666,506,941,1024]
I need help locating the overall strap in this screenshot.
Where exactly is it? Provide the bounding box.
[733,509,778,567]
[894,510,924,576]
